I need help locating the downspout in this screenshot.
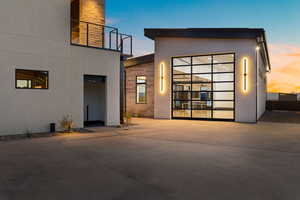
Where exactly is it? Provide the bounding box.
[120,55,125,124]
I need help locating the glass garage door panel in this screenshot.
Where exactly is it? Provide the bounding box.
[213,73,234,82]
[173,100,191,118]
[192,83,211,91]
[213,111,234,119]
[173,57,191,66]
[213,82,234,91]
[213,92,234,101]
[173,74,191,83]
[213,54,234,63]
[192,74,212,82]
[173,83,191,91]
[173,110,191,118]
[193,56,212,65]
[172,53,235,120]
[192,101,212,109]
[173,66,191,75]
[213,64,234,73]
[173,91,191,100]
[192,110,212,119]
[213,101,234,110]
[193,65,211,73]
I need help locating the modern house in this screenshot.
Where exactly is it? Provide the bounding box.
[125,28,271,122]
[0,0,132,136]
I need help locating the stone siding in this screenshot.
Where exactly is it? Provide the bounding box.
[79,0,105,47]
[125,62,155,118]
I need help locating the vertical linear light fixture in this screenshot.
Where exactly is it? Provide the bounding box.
[242,57,249,93]
[160,63,165,94]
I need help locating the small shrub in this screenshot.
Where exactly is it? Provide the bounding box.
[124,112,132,128]
[60,115,75,133]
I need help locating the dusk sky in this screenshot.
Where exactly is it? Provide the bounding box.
[107,0,300,93]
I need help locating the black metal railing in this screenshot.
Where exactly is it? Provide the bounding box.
[71,20,132,56]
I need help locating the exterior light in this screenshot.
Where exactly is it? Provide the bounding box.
[256,46,260,51]
[160,63,165,94]
[242,57,248,93]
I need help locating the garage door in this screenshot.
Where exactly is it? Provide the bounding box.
[172,53,235,121]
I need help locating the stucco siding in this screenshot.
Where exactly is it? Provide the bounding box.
[154,37,258,123]
[257,51,267,120]
[0,0,120,136]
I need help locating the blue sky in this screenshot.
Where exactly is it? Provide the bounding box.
[107,0,300,56]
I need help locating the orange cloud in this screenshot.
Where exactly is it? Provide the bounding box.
[268,44,300,93]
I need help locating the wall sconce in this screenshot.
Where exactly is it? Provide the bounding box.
[242,57,248,93]
[160,63,165,94]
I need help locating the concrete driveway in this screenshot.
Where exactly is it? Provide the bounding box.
[1,118,300,200]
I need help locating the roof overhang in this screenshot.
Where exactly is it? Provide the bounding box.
[124,53,154,67]
[144,28,271,70]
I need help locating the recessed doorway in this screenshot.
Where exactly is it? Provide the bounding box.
[84,75,106,127]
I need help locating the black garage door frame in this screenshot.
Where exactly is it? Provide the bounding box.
[171,53,236,121]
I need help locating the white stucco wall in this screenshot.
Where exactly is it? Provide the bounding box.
[0,0,120,136]
[257,50,267,120]
[154,37,258,123]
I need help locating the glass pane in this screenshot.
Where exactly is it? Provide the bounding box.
[173,57,191,66]
[192,110,212,118]
[213,82,234,91]
[213,64,234,73]
[213,54,234,63]
[193,65,211,74]
[173,110,191,118]
[213,92,234,100]
[16,69,48,89]
[193,56,212,65]
[173,74,191,83]
[213,111,234,119]
[192,83,212,91]
[213,101,234,110]
[173,92,190,100]
[192,74,212,82]
[192,101,212,109]
[192,91,212,100]
[173,83,191,91]
[213,73,234,82]
[173,66,191,75]
[17,80,32,88]
[173,101,191,110]
[136,84,146,103]
[137,76,146,83]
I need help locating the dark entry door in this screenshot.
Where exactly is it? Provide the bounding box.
[84,75,106,126]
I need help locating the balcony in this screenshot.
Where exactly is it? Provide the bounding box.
[71,20,133,57]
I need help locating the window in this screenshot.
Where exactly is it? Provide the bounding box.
[136,76,147,104]
[16,69,49,89]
